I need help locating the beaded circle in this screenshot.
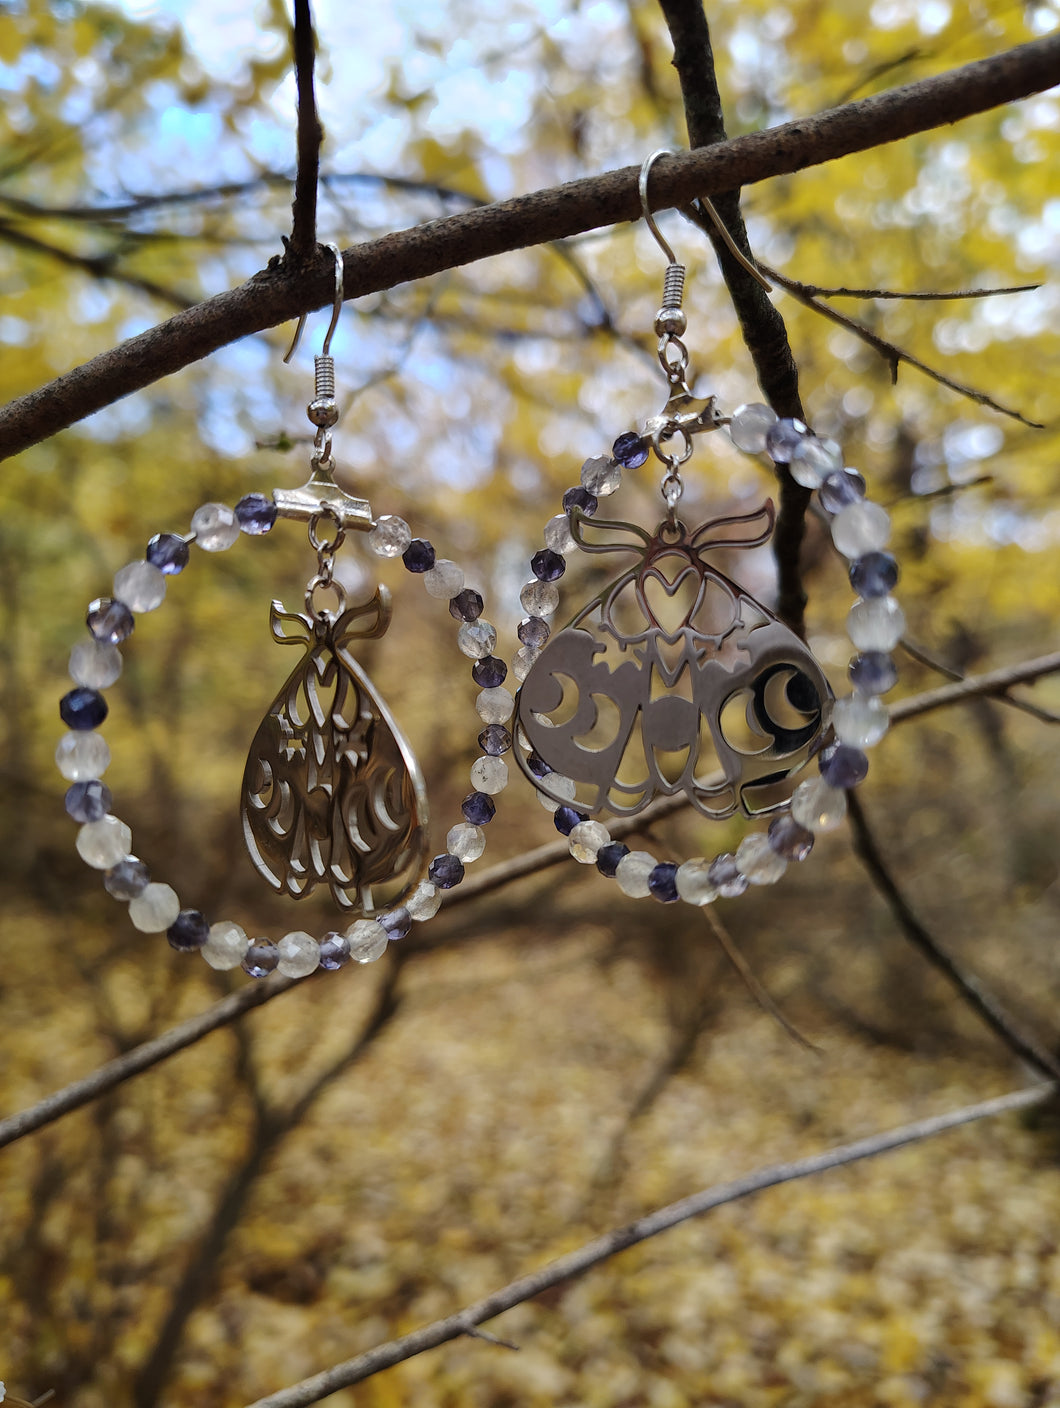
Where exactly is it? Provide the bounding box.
[507,402,902,906]
[58,495,509,978]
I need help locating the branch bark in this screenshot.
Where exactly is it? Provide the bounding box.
[287,0,323,262]
[1,33,1058,460]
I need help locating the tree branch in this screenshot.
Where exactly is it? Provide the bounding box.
[287,0,323,263]
[243,1082,1055,1408]
[2,32,1058,459]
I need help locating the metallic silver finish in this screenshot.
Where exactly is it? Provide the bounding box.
[273,458,373,532]
[515,503,832,820]
[241,588,429,912]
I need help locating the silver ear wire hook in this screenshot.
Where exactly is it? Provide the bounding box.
[282,241,345,363]
[639,149,679,265]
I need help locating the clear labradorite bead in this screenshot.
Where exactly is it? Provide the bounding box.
[475,686,514,724]
[519,581,560,616]
[277,930,321,978]
[128,882,181,933]
[847,595,906,652]
[406,881,441,920]
[789,437,843,489]
[368,515,412,557]
[580,455,621,497]
[536,773,575,812]
[831,501,891,559]
[70,639,122,689]
[423,559,465,599]
[513,646,541,681]
[707,853,749,898]
[735,833,787,885]
[790,775,847,832]
[615,850,657,898]
[190,502,240,551]
[113,560,166,612]
[56,730,111,781]
[76,815,132,869]
[470,755,508,794]
[457,620,498,659]
[675,859,718,905]
[728,402,777,454]
[833,694,890,748]
[447,823,485,861]
[544,514,575,552]
[104,857,151,899]
[568,819,610,863]
[201,920,249,970]
[348,919,389,963]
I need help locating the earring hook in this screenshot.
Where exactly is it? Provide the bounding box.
[283,241,345,363]
[639,149,678,265]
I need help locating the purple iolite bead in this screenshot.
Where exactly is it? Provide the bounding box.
[60,687,108,731]
[461,791,496,826]
[428,853,464,889]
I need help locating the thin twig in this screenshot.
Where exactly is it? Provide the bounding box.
[896,645,1060,726]
[787,281,1040,301]
[2,31,1059,458]
[243,1082,1055,1408]
[287,0,323,262]
[702,906,821,1052]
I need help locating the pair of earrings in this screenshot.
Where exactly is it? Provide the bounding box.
[57,159,903,977]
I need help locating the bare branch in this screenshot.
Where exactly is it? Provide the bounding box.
[287,0,323,262]
[243,1082,1055,1408]
[794,281,1041,301]
[2,31,1059,459]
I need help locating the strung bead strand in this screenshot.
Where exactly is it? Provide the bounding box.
[59,497,498,979]
[509,402,900,906]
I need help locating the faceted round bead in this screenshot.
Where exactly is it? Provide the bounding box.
[615,850,657,898]
[471,655,507,688]
[104,857,151,899]
[569,819,610,863]
[791,775,848,832]
[847,595,905,652]
[475,686,514,724]
[242,940,280,978]
[524,750,550,780]
[554,805,588,837]
[190,502,240,552]
[580,455,621,497]
[56,731,111,781]
[818,468,866,515]
[457,620,497,659]
[728,402,777,454]
[789,437,843,489]
[531,548,566,582]
[447,823,485,861]
[146,532,190,575]
[65,779,112,823]
[849,551,899,599]
[536,773,575,812]
[478,724,512,755]
[423,559,465,599]
[113,560,166,612]
[849,650,898,696]
[76,816,132,869]
[707,853,749,899]
[648,862,680,903]
[402,538,435,573]
[87,598,134,645]
[449,588,483,622]
[819,743,869,789]
[833,694,890,748]
[60,687,108,731]
[201,920,250,971]
[235,492,278,535]
[765,417,809,462]
[563,486,597,517]
[518,616,550,648]
[612,431,649,468]
[831,501,891,559]
[347,919,389,963]
[276,930,321,977]
[470,755,508,794]
[596,841,630,878]
[513,646,541,682]
[317,931,352,969]
[735,833,787,886]
[462,791,496,826]
[520,581,559,616]
[168,909,210,952]
[128,882,181,933]
[380,908,412,940]
[405,881,442,921]
[428,853,465,889]
[368,515,412,558]
[544,514,575,553]
[675,859,719,905]
[70,639,122,689]
[767,813,815,862]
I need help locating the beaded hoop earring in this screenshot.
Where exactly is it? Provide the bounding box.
[57,247,506,978]
[507,155,902,905]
